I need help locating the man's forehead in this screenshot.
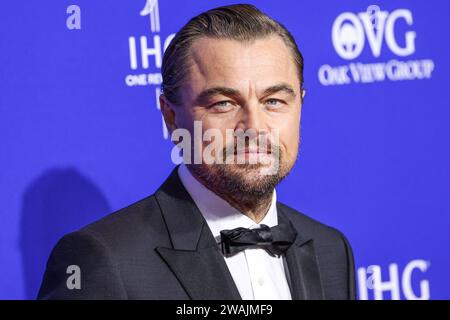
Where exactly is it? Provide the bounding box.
[191,36,292,64]
[186,36,300,92]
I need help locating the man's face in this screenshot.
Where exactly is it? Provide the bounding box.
[164,35,303,196]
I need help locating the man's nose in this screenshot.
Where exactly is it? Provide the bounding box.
[236,103,266,132]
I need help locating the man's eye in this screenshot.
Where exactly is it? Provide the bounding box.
[265,99,284,109]
[210,101,234,111]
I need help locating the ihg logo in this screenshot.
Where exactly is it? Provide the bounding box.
[358,259,430,300]
[332,8,416,60]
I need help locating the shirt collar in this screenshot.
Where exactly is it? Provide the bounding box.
[177,163,278,240]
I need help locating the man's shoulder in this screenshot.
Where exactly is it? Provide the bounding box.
[277,201,357,300]
[85,194,158,228]
[276,201,349,246]
[65,167,183,246]
[64,194,167,253]
[38,194,170,299]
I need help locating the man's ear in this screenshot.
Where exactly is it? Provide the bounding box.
[159,94,177,134]
[300,88,306,108]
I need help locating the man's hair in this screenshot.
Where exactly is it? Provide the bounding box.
[161,4,304,105]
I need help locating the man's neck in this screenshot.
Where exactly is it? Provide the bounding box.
[186,166,274,224]
[216,190,273,223]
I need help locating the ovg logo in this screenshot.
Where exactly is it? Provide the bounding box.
[332,7,416,60]
[318,6,435,86]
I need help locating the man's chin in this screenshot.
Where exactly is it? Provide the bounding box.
[226,161,281,177]
[188,159,290,197]
[216,164,284,193]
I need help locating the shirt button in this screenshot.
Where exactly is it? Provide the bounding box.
[257,277,265,286]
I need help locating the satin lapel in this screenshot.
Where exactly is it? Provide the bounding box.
[278,205,325,300]
[154,167,241,300]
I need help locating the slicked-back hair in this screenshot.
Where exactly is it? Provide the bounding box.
[161,4,304,105]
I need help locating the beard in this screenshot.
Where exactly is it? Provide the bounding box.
[187,138,296,200]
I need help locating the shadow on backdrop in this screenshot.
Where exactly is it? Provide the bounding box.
[19,168,111,299]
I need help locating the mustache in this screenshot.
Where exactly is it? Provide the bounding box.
[222,136,279,158]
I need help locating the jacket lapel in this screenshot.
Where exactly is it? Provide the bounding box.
[278,205,325,299]
[154,166,324,300]
[154,166,241,300]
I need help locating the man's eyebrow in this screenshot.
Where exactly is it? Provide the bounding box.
[194,83,297,105]
[262,83,297,99]
[194,87,241,104]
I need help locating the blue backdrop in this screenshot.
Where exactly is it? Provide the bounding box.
[1,0,449,300]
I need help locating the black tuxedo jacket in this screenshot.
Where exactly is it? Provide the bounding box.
[38,166,356,300]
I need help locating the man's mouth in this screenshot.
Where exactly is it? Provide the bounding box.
[236,146,272,154]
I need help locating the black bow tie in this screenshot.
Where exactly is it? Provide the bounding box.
[220,223,297,257]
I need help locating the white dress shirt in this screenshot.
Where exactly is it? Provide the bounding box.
[178,164,293,300]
